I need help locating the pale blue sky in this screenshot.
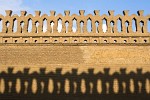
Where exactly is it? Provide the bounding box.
[25,0,150,15]
[0,0,149,15]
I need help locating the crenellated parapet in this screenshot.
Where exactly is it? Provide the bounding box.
[0,10,150,100]
[0,10,150,44]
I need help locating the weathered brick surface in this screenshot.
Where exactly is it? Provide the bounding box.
[0,10,150,98]
[0,45,150,74]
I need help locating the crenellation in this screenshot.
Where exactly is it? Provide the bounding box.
[0,10,150,35]
[5,10,12,17]
[79,10,85,16]
[94,10,100,16]
[108,10,115,16]
[64,10,70,16]
[138,10,144,16]
[21,11,27,16]
[123,10,129,16]
[50,10,56,16]
[35,11,41,16]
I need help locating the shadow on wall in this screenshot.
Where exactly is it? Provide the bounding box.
[0,68,150,100]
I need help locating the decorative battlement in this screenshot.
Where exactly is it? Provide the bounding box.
[0,10,150,44]
[0,10,150,100]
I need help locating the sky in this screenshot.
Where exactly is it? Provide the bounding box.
[0,0,150,32]
[0,0,149,16]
